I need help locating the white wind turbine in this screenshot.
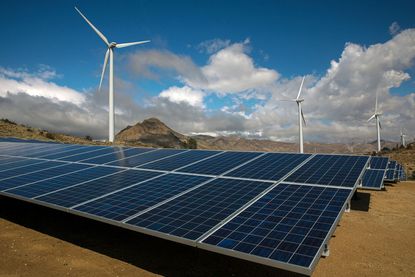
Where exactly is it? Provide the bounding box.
[278,77,307,153]
[367,92,382,152]
[75,7,150,142]
[400,128,407,148]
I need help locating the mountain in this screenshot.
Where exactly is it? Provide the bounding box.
[115,118,196,149]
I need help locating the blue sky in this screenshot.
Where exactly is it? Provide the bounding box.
[0,0,414,142]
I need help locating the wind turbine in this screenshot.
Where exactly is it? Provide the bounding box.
[367,92,382,152]
[75,7,150,142]
[278,77,307,153]
[400,128,407,148]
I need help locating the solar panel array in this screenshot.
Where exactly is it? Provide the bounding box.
[360,156,389,190]
[0,138,370,275]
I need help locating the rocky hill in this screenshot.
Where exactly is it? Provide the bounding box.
[115,118,196,149]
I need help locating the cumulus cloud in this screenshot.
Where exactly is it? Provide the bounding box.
[197,38,231,54]
[159,86,205,108]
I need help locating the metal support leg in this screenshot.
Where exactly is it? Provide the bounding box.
[345,199,351,213]
[322,243,330,257]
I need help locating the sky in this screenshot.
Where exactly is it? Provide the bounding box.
[0,0,414,143]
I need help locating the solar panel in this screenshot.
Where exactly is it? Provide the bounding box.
[388,160,397,169]
[0,163,91,191]
[200,183,352,275]
[126,178,272,240]
[138,150,221,171]
[5,166,123,198]
[224,153,311,181]
[385,169,395,181]
[75,174,212,221]
[106,149,186,167]
[284,155,369,188]
[0,140,372,275]
[361,169,385,190]
[369,156,389,170]
[36,169,162,208]
[0,160,66,180]
[176,151,263,176]
[80,147,155,164]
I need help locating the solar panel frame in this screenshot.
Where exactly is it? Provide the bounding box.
[368,156,389,170]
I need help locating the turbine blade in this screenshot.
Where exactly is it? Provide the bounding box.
[296,76,306,100]
[379,120,382,129]
[301,108,306,126]
[75,7,109,46]
[99,49,109,91]
[116,40,150,48]
[275,99,297,102]
[367,114,376,122]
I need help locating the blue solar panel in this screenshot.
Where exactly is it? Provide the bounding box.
[139,150,221,171]
[284,155,369,188]
[385,169,395,181]
[28,145,85,158]
[37,169,162,208]
[75,174,212,221]
[224,153,311,181]
[0,160,66,180]
[0,156,27,166]
[6,166,123,198]
[361,169,385,190]
[58,147,126,162]
[388,160,397,169]
[106,149,186,167]
[1,144,62,157]
[80,148,155,164]
[39,146,104,160]
[369,157,389,170]
[126,178,272,240]
[0,163,91,191]
[201,183,351,272]
[176,151,262,176]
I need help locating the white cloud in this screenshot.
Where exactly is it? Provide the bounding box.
[197,38,231,54]
[159,86,205,108]
[0,67,85,105]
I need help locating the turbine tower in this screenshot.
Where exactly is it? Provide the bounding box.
[75,7,150,142]
[277,77,307,153]
[400,128,407,148]
[367,92,382,152]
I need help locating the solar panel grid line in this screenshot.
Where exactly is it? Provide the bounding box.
[40,145,107,160]
[0,157,27,167]
[69,170,169,209]
[335,156,369,188]
[32,168,129,199]
[1,144,61,157]
[131,149,191,168]
[80,147,144,162]
[120,175,218,223]
[56,148,118,161]
[368,156,389,170]
[79,147,157,164]
[1,164,96,193]
[217,152,269,176]
[33,145,87,158]
[196,154,316,243]
[140,150,225,172]
[0,161,74,182]
[198,184,354,275]
[360,169,386,190]
[0,159,62,176]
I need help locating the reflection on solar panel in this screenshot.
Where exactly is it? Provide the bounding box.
[201,183,352,274]
[75,174,211,221]
[80,147,155,164]
[0,140,371,276]
[126,178,272,240]
[37,169,161,208]
[361,169,385,190]
[284,155,369,188]
[106,149,186,167]
[139,150,220,171]
[369,157,389,170]
[177,151,262,175]
[0,163,91,191]
[224,153,311,181]
[5,166,122,198]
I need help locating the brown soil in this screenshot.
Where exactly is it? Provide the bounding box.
[1,183,414,277]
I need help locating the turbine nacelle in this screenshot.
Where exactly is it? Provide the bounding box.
[109,42,117,48]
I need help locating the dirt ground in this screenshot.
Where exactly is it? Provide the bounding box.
[1,181,414,277]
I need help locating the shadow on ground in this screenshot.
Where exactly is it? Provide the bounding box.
[0,196,304,277]
[351,191,371,212]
